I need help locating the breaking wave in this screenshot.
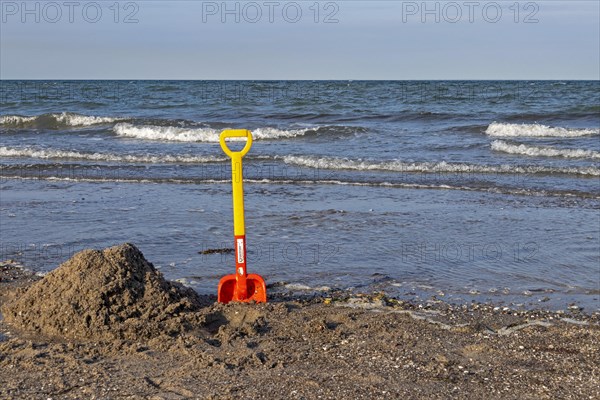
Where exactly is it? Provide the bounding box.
[0,146,224,164]
[485,122,599,138]
[282,155,600,176]
[491,140,600,159]
[0,113,125,128]
[113,123,317,142]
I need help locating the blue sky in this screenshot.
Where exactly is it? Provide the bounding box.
[1,1,599,79]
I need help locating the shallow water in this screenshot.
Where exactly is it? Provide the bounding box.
[1,81,599,310]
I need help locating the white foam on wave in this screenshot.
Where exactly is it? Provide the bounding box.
[0,115,37,125]
[53,112,123,126]
[485,122,599,138]
[282,155,600,176]
[251,127,314,140]
[491,140,600,159]
[0,112,124,127]
[113,123,220,142]
[113,123,314,142]
[284,283,331,292]
[0,146,224,164]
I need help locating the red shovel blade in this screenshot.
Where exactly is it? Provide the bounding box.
[218,273,267,303]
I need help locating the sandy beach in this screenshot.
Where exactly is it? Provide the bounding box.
[0,244,598,400]
[2,2,600,399]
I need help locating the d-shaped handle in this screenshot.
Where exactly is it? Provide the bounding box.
[220,129,253,159]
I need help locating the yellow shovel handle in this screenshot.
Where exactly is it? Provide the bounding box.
[219,129,253,158]
[220,130,253,237]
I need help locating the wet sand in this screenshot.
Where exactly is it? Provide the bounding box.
[1,255,599,400]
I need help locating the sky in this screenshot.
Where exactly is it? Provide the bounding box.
[1,1,599,79]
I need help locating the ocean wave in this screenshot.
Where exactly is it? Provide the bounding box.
[491,140,600,159]
[2,175,598,200]
[0,146,224,164]
[113,123,317,142]
[53,113,123,126]
[0,115,37,125]
[282,155,600,176]
[485,122,599,138]
[0,112,125,128]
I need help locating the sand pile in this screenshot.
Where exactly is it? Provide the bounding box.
[1,243,202,341]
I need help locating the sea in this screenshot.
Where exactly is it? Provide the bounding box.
[1,80,598,311]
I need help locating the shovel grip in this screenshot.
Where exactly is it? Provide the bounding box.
[220,129,253,159]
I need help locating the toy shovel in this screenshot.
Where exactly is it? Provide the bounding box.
[217,129,267,303]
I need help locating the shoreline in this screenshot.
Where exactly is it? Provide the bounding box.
[4,258,600,317]
[1,260,599,399]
